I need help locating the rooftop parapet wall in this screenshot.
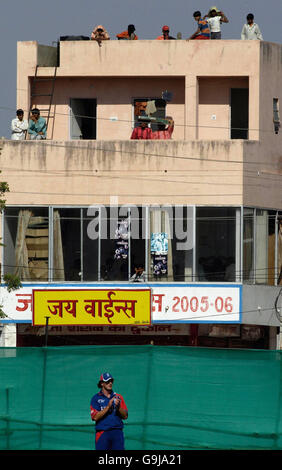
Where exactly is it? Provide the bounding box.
[0,139,280,209]
[18,40,263,78]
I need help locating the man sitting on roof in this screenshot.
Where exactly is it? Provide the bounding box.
[116,24,138,40]
[156,25,175,40]
[188,11,211,40]
[91,25,110,46]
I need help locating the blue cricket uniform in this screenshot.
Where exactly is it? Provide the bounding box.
[90,390,128,450]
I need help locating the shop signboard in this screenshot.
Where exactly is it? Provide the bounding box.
[32,288,151,326]
[0,283,242,324]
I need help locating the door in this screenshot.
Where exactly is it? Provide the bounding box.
[230,88,249,139]
[70,98,97,139]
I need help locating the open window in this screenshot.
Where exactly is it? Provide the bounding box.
[133,98,167,131]
[273,98,280,134]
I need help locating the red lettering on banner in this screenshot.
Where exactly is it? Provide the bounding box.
[152,294,164,312]
[16,294,32,312]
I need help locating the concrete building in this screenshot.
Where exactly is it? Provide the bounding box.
[0,38,281,348]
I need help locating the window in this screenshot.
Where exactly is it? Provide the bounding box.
[133,98,167,131]
[52,208,81,281]
[4,207,49,281]
[278,213,282,285]
[243,208,254,283]
[196,208,237,282]
[273,98,280,134]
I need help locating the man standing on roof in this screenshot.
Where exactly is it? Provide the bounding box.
[116,24,138,40]
[156,25,175,40]
[188,11,211,40]
[241,13,263,40]
[204,7,229,39]
[11,109,28,140]
[90,372,128,450]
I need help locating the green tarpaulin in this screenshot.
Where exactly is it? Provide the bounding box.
[0,345,281,450]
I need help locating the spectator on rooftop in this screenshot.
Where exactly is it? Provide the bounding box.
[28,108,47,140]
[116,24,138,40]
[11,109,28,140]
[151,116,174,140]
[188,11,211,40]
[91,25,110,46]
[156,25,175,40]
[241,13,263,40]
[130,118,152,139]
[203,7,229,39]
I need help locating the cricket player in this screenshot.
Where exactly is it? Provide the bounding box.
[90,372,128,450]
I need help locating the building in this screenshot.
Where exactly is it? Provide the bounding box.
[0,38,281,349]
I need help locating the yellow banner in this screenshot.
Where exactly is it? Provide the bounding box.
[32,289,151,326]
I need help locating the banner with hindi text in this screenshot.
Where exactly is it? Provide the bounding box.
[32,289,151,326]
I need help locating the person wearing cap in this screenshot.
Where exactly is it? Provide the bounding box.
[204,7,229,39]
[28,108,47,140]
[11,109,28,140]
[91,25,110,46]
[241,13,263,40]
[90,372,128,450]
[130,118,153,139]
[156,25,175,40]
[116,24,138,40]
[188,11,211,40]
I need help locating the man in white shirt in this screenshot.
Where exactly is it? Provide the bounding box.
[11,109,28,140]
[204,7,229,39]
[241,13,263,40]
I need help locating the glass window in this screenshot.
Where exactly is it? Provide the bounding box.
[243,208,254,283]
[196,207,237,282]
[148,206,194,282]
[255,209,268,284]
[83,208,98,281]
[278,213,282,285]
[130,206,146,281]
[4,207,49,281]
[53,208,81,281]
[267,210,276,286]
[100,207,129,281]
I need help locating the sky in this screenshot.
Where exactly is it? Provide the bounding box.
[0,0,281,138]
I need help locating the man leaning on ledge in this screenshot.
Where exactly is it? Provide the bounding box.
[28,108,47,140]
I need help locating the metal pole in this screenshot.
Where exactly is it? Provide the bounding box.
[44,316,50,347]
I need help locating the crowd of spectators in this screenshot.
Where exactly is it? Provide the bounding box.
[90,9,263,44]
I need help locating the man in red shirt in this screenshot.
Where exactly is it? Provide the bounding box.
[117,24,138,40]
[130,118,152,139]
[151,116,174,140]
[156,25,175,40]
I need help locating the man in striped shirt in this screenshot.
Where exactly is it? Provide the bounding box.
[188,11,211,40]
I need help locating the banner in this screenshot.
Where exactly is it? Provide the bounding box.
[0,283,241,324]
[32,289,151,326]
